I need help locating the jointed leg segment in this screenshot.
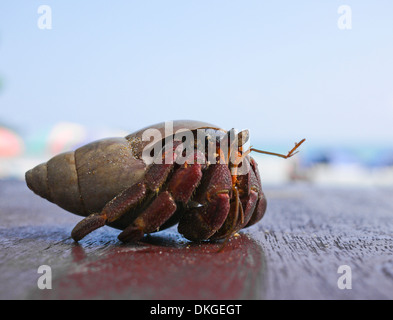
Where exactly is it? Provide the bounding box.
[71,182,146,241]
[71,147,206,243]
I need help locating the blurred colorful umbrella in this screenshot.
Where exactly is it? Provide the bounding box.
[0,127,24,157]
[47,122,87,155]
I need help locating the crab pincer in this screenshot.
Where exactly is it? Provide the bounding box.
[177,164,232,241]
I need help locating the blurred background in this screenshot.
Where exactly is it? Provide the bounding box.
[0,1,392,186]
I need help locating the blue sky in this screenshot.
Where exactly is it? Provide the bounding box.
[0,1,392,147]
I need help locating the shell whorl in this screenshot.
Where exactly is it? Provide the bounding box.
[25,137,147,217]
[25,151,85,216]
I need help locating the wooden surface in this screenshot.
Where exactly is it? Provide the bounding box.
[0,180,392,300]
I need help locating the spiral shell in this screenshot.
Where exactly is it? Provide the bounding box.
[25,120,219,217]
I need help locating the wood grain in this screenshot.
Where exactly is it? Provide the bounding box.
[0,180,392,299]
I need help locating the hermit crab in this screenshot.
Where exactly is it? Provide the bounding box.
[25,120,305,243]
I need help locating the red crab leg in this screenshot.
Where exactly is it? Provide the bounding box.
[167,151,205,203]
[148,150,206,231]
[71,182,147,241]
[118,152,205,243]
[245,157,267,227]
[71,144,179,242]
[238,159,262,228]
[178,164,232,241]
[210,187,241,241]
[118,191,177,242]
[210,157,259,240]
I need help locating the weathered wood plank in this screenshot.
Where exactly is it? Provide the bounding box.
[0,180,392,299]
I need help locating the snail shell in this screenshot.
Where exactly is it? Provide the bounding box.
[25,120,219,217]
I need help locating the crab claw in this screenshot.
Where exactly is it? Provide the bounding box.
[178,164,232,241]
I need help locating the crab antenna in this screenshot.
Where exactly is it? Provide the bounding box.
[250,138,306,159]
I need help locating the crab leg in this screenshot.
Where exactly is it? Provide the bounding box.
[117,191,177,242]
[210,157,260,240]
[71,144,179,242]
[178,164,232,241]
[118,153,205,243]
[214,187,244,248]
[71,182,147,241]
[245,157,267,227]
